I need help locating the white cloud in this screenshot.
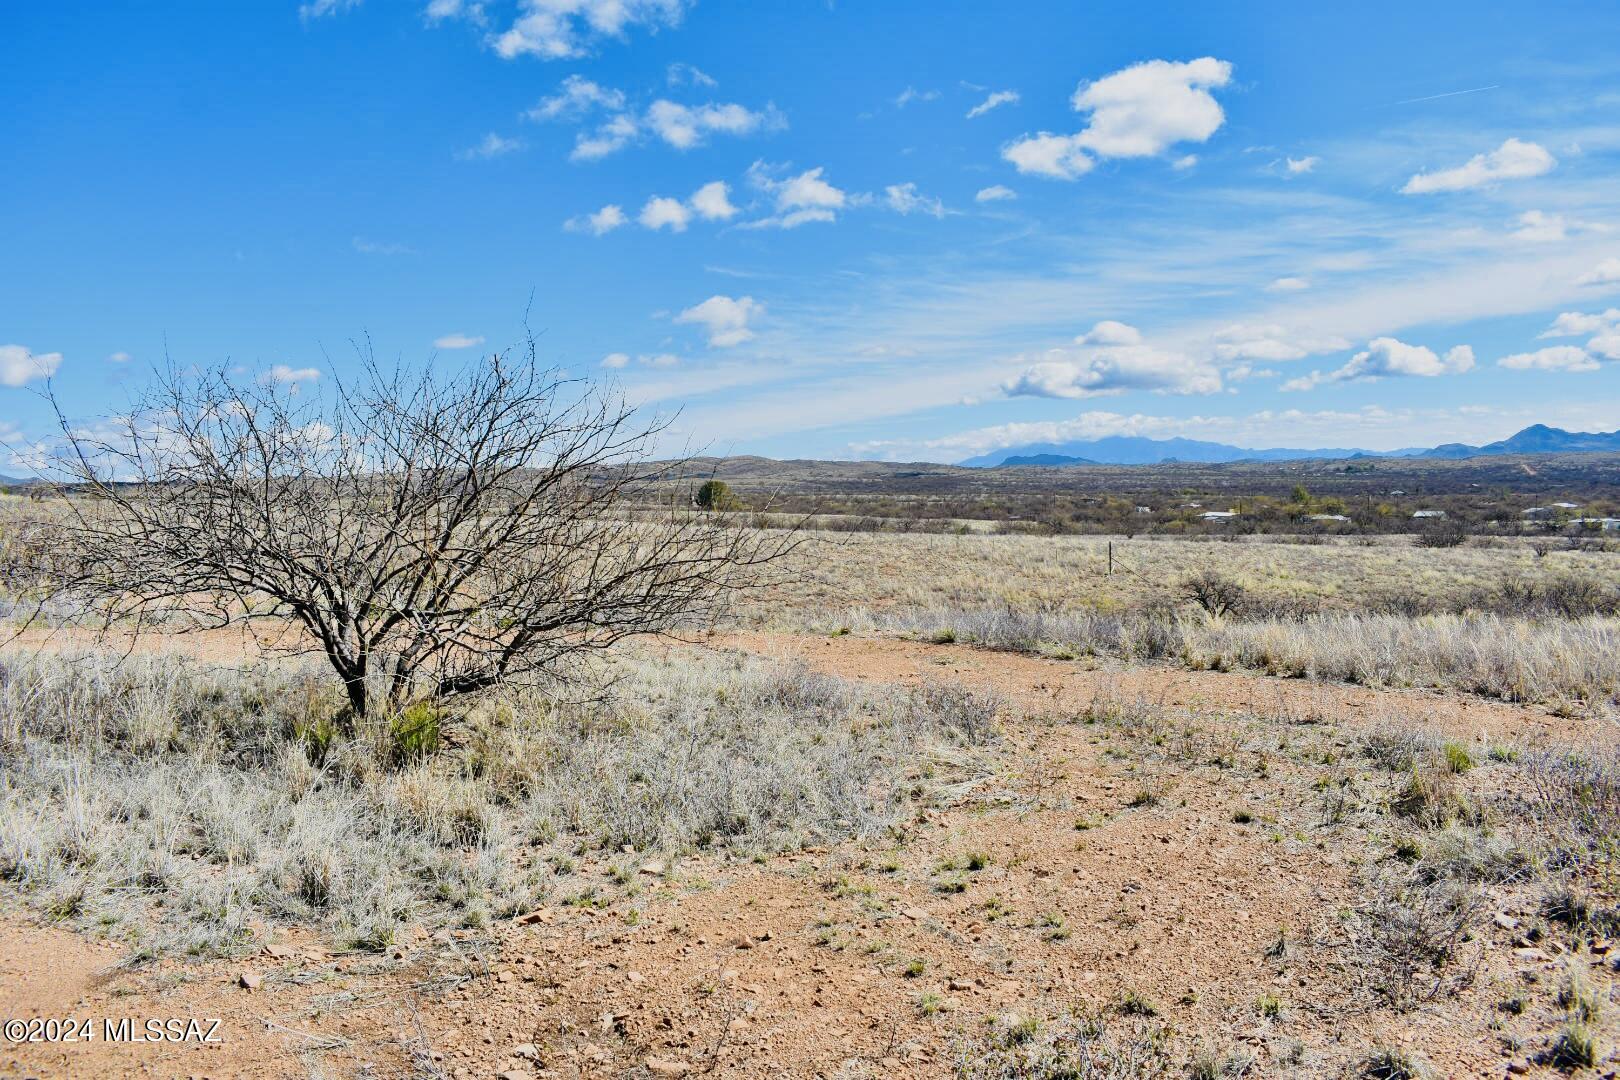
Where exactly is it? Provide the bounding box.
[601,352,630,368]
[645,99,779,150]
[1076,320,1142,346]
[975,185,1016,203]
[1171,154,1198,170]
[894,87,940,107]
[299,0,360,21]
[966,90,1019,119]
[1003,57,1233,180]
[639,195,692,232]
[424,0,485,25]
[456,132,524,160]
[1512,210,1570,243]
[1210,324,1349,363]
[1400,138,1555,194]
[490,0,686,60]
[1576,258,1620,286]
[884,182,945,218]
[1285,156,1318,174]
[564,203,629,235]
[107,351,132,364]
[689,180,738,221]
[744,163,849,228]
[1002,322,1219,399]
[676,295,763,347]
[1282,337,1474,391]
[1003,348,1221,400]
[1591,334,1620,360]
[264,364,321,385]
[1498,345,1599,372]
[1001,132,1095,180]
[571,114,638,161]
[666,61,716,88]
[434,333,485,349]
[0,345,62,387]
[1539,309,1620,337]
[1266,276,1310,292]
[526,75,625,120]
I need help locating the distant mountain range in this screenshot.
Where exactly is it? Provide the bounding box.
[961,425,1620,468]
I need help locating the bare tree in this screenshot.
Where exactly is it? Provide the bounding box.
[31,342,793,722]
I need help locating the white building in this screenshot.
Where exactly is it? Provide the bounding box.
[1412,510,1446,519]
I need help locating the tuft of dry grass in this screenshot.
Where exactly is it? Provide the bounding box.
[0,649,992,958]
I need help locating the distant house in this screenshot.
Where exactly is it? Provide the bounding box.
[1135,505,1152,514]
[1201,510,1238,520]
[1388,490,1407,497]
[1572,517,1620,532]
[1522,507,1553,519]
[1309,514,1350,522]
[1552,501,1581,509]
[1412,510,1446,519]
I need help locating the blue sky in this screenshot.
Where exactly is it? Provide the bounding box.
[5,1,1620,465]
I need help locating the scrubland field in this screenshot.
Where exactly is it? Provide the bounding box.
[3,501,1619,1079]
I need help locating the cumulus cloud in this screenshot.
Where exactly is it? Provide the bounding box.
[1498,345,1599,372]
[107,351,132,363]
[563,98,780,161]
[0,345,62,387]
[743,163,850,228]
[571,114,639,161]
[1285,156,1318,174]
[676,295,763,347]
[1076,320,1142,346]
[1282,337,1473,391]
[1576,258,1620,286]
[1003,57,1233,180]
[966,90,1019,119]
[639,195,692,231]
[884,182,945,218]
[456,132,524,160]
[1210,324,1349,364]
[975,185,1016,203]
[645,99,780,149]
[423,0,485,25]
[564,204,629,235]
[601,352,630,368]
[1266,276,1310,292]
[1512,209,1570,243]
[1400,138,1555,194]
[490,0,686,60]
[526,74,626,120]
[1539,309,1620,338]
[434,333,485,349]
[1002,322,1220,399]
[689,180,738,220]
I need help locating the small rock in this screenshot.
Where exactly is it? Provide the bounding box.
[1493,912,1519,931]
[732,935,756,950]
[263,942,295,960]
[497,1071,533,1080]
[627,971,645,984]
[902,907,929,921]
[238,972,262,990]
[645,1057,690,1077]
[496,969,516,983]
[640,861,666,876]
[949,978,972,992]
[1513,947,1549,962]
[514,908,553,926]
[512,1043,539,1060]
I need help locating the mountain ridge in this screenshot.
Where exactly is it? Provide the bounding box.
[959,425,1620,468]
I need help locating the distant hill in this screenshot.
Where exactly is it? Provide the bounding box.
[1419,425,1620,459]
[999,453,1100,467]
[961,425,1619,468]
[960,434,1386,467]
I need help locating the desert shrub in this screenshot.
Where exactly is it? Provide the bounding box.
[0,649,986,956]
[1357,876,1481,1010]
[954,1010,1172,1079]
[694,478,738,511]
[1182,570,1245,618]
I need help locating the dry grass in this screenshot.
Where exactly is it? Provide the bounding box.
[0,648,995,958]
